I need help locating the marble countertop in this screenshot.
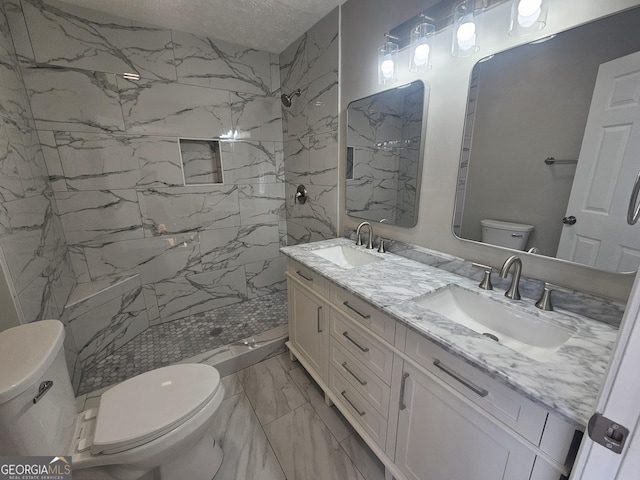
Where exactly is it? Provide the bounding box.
[281,238,619,428]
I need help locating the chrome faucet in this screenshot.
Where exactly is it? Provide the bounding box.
[377,218,390,253]
[500,255,522,300]
[355,222,374,249]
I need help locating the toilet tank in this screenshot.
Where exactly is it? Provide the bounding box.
[481,219,534,251]
[0,320,77,455]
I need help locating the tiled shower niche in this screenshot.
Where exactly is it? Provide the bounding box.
[180,138,224,184]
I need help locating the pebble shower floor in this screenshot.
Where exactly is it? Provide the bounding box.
[78,292,287,395]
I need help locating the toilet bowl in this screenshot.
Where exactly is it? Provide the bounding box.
[0,320,225,480]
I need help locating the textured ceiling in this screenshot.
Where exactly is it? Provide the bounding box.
[56,0,347,54]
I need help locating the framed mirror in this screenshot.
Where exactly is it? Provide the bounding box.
[454,7,640,273]
[346,80,427,228]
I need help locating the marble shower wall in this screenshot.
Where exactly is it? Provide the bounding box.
[0,0,75,329]
[280,8,339,245]
[7,0,287,325]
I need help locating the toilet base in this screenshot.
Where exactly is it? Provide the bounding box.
[158,430,223,480]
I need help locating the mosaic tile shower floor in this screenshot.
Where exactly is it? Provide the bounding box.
[78,292,288,395]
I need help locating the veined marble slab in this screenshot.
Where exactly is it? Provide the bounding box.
[238,183,285,226]
[220,140,281,185]
[245,256,287,299]
[19,0,176,80]
[173,31,272,95]
[118,76,231,137]
[281,237,620,428]
[230,92,282,142]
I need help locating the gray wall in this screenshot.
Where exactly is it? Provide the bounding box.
[340,0,640,301]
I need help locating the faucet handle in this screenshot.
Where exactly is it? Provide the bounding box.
[535,282,572,311]
[471,263,493,290]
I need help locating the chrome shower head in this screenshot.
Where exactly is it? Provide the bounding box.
[281,89,301,108]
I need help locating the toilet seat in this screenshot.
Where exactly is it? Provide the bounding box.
[92,364,221,455]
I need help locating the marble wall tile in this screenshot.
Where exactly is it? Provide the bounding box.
[22,63,125,133]
[4,0,35,60]
[231,93,282,142]
[69,285,149,366]
[118,76,231,137]
[37,130,67,191]
[306,8,339,84]
[200,223,280,270]
[173,31,271,94]
[238,183,285,226]
[4,121,48,196]
[279,34,307,94]
[83,233,201,284]
[0,120,25,202]
[67,244,91,283]
[304,72,339,136]
[137,185,240,236]
[54,190,143,245]
[270,53,281,95]
[286,183,337,239]
[245,256,286,299]
[17,274,58,322]
[0,11,33,127]
[154,266,246,323]
[283,137,309,185]
[221,141,280,185]
[20,0,176,80]
[53,132,183,190]
[309,132,338,186]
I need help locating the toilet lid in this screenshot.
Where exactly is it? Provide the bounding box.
[92,364,220,455]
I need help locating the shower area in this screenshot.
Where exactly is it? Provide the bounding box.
[0,0,339,395]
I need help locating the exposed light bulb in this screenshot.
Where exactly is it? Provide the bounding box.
[413,41,430,66]
[456,21,476,50]
[518,0,542,17]
[381,56,394,79]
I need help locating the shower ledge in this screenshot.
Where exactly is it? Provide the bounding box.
[65,274,141,315]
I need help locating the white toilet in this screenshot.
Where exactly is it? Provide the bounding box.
[0,319,225,480]
[480,219,534,251]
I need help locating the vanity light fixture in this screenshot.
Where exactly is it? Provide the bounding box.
[452,1,480,58]
[378,34,399,85]
[509,0,547,35]
[409,21,435,72]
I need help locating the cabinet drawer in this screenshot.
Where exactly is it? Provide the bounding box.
[329,283,395,344]
[330,308,394,385]
[330,340,391,419]
[287,259,325,295]
[404,330,548,446]
[329,365,388,450]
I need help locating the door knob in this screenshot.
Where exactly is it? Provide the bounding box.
[562,216,577,225]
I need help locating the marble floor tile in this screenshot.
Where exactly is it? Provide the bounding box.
[237,355,307,425]
[211,393,286,480]
[221,373,244,399]
[264,402,365,480]
[288,366,354,443]
[340,433,386,480]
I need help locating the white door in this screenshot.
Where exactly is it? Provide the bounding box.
[571,269,640,479]
[556,50,640,272]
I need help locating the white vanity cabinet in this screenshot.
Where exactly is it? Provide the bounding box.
[287,261,328,381]
[395,360,537,480]
[285,258,579,480]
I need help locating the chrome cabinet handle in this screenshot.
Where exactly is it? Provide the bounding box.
[628,171,640,225]
[342,301,371,319]
[296,270,313,282]
[341,362,367,385]
[341,390,365,416]
[433,359,488,398]
[342,331,370,352]
[399,372,409,410]
[317,306,323,333]
[33,380,53,404]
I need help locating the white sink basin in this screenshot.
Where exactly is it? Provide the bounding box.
[414,285,576,362]
[311,245,382,269]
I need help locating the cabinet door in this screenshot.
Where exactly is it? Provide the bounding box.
[289,279,328,380]
[395,361,536,480]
